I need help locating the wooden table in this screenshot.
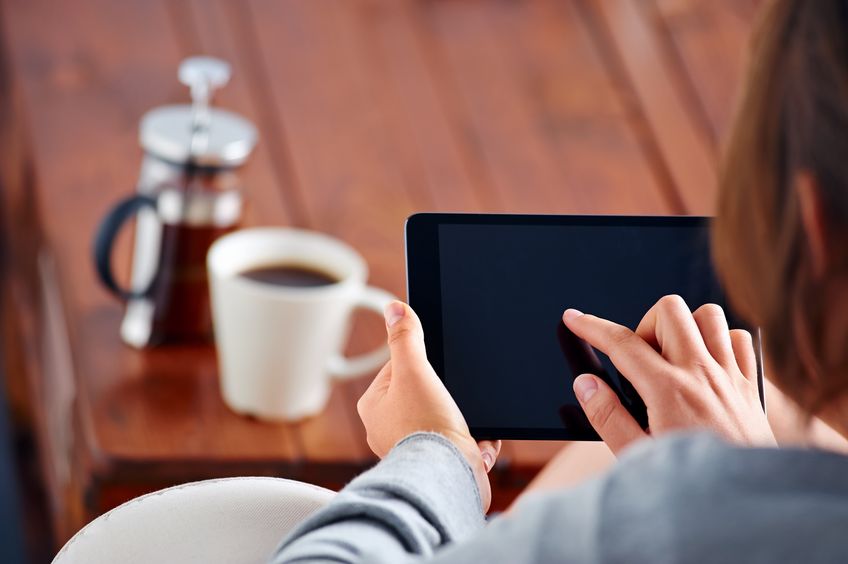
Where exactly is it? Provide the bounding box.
[0,0,757,545]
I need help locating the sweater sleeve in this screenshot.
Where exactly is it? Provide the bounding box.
[269,432,486,564]
[271,432,812,564]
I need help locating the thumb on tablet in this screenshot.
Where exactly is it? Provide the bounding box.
[384,301,428,366]
[574,374,647,455]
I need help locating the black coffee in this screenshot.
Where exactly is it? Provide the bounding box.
[239,263,339,288]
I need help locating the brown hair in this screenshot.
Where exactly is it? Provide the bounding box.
[713,0,848,413]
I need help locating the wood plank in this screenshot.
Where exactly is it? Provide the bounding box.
[359,0,486,212]
[584,0,718,214]
[485,0,671,214]
[653,0,755,144]
[417,0,669,214]
[418,0,579,213]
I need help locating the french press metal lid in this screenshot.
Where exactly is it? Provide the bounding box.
[140,56,257,167]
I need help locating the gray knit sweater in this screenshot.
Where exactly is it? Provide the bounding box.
[271,431,848,563]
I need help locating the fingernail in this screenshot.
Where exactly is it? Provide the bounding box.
[481,450,495,472]
[574,374,598,403]
[563,308,584,322]
[384,301,405,327]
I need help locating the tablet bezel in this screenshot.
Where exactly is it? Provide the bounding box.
[405,213,766,441]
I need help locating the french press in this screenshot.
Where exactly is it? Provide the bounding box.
[93,57,257,348]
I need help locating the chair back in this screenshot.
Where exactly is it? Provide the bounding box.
[53,477,335,563]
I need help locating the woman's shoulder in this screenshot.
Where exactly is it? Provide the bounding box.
[580,432,848,562]
[474,433,848,564]
[615,431,848,495]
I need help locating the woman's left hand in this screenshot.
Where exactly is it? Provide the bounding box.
[357,301,501,511]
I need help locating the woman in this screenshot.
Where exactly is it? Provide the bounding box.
[272,1,848,562]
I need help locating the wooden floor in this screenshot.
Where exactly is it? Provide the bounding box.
[0,0,761,550]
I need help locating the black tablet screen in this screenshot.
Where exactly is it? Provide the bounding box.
[433,220,734,439]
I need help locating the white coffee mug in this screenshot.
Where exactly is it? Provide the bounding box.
[207,227,396,421]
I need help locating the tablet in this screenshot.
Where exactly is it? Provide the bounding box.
[405,213,765,441]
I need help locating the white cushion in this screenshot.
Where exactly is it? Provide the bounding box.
[53,477,335,564]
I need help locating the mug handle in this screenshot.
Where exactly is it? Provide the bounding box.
[93,194,159,300]
[327,286,396,380]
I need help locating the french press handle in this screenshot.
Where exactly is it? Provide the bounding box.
[93,194,159,301]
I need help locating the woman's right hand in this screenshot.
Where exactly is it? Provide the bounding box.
[357,301,501,511]
[563,295,776,455]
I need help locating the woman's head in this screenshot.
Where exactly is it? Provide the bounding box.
[713,0,848,414]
